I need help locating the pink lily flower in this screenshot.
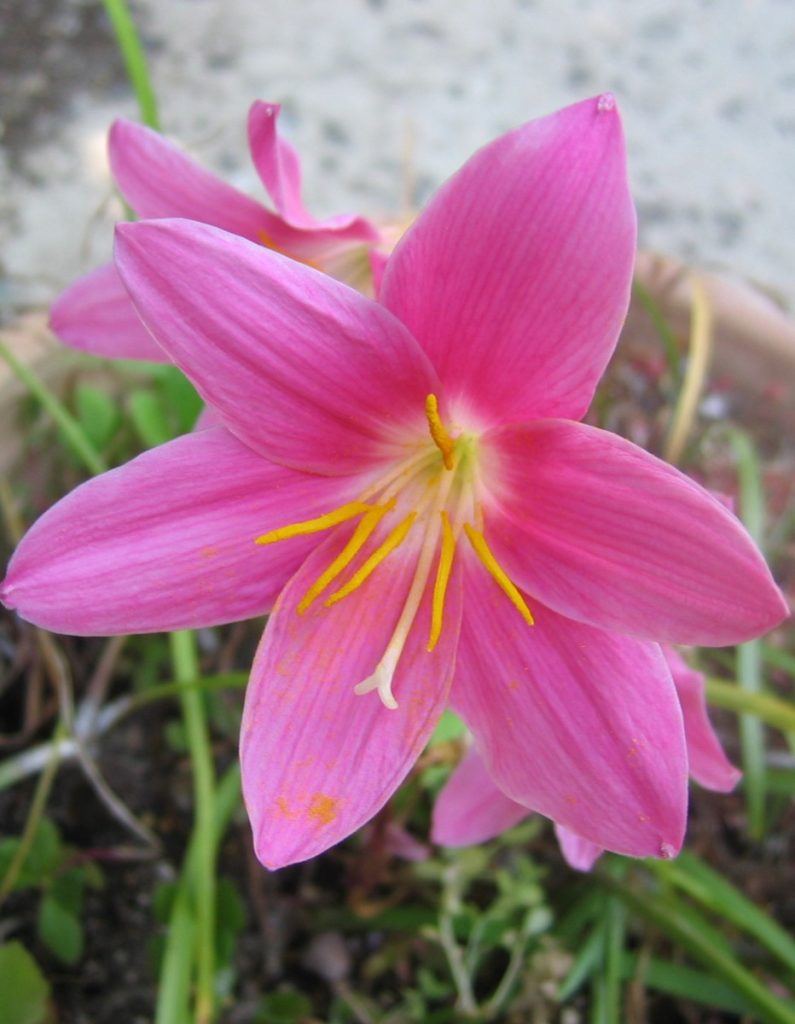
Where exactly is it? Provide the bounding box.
[2,96,786,870]
[50,102,382,362]
[432,646,742,872]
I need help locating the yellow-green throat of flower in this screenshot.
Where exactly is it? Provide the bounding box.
[254,393,533,708]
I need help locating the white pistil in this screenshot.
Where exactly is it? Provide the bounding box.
[354,470,455,709]
[358,446,438,504]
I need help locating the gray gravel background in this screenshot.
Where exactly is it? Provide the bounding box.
[1,0,794,318]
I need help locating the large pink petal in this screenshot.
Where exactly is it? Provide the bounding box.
[1,428,367,635]
[432,747,528,846]
[379,95,636,426]
[554,825,604,872]
[241,525,462,868]
[665,647,741,792]
[451,559,688,859]
[485,421,788,646]
[109,118,274,244]
[247,102,380,255]
[115,219,440,475]
[49,263,166,362]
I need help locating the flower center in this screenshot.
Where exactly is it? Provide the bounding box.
[254,393,532,708]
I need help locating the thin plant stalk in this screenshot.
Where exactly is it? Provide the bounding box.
[706,678,795,734]
[168,630,217,1024]
[729,427,767,839]
[156,766,241,1024]
[101,0,160,129]
[664,276,713,465]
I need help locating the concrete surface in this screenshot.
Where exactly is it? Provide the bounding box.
[1,0,794,318]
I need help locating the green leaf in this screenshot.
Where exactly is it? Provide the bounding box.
[215,877,246,964]
[128,388,173,447]
[430,709,466,745]
[152,881,179,924]
[0,942,51,1024]
[157,366,203,432]
[75,383,119,450]
[216,877,245,936]
[256,989,313,1023]
[37,891,84,965]
[0,819,63,891]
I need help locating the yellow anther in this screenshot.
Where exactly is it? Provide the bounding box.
[255,501,373,545]
[297,500,396,613]
[463,524,535,627]
[325,511,418,607]
[428,511,456,651]
[425,394,455,470]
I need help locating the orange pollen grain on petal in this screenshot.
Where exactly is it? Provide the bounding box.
[425,394,455,470]
[307,793,339,826]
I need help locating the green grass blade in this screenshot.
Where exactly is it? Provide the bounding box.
[623,955,758,1016]
[557,918,606,1002]
[0,341,106,476]
[631,279,681,382]
[101,0,160,129]
[606,878,795,1024]
[763,645,795,679]
[705,678,795,734]
[603,894,626,1024]
[652,850,795,974]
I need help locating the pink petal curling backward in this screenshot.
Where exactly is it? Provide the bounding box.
[4,96,787,872]
[50,103,382,362]
[432,647,741,870]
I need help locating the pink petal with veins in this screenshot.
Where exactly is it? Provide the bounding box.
[432,747,529,846]
[380,94,635,427]
[50,262,165,362]
[115,219,440,475]
[241,526,462,868]
[1,428,369,635]
[452,557,688,859]
[485,420,788,645]
[665,646,741,792]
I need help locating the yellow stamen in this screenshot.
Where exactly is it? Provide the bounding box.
[463,524,535,627]
[428,511,456,651]
[297,500,396,613]
[425,394,455,470]
[325,511,418,607]
[255,501,373,545]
